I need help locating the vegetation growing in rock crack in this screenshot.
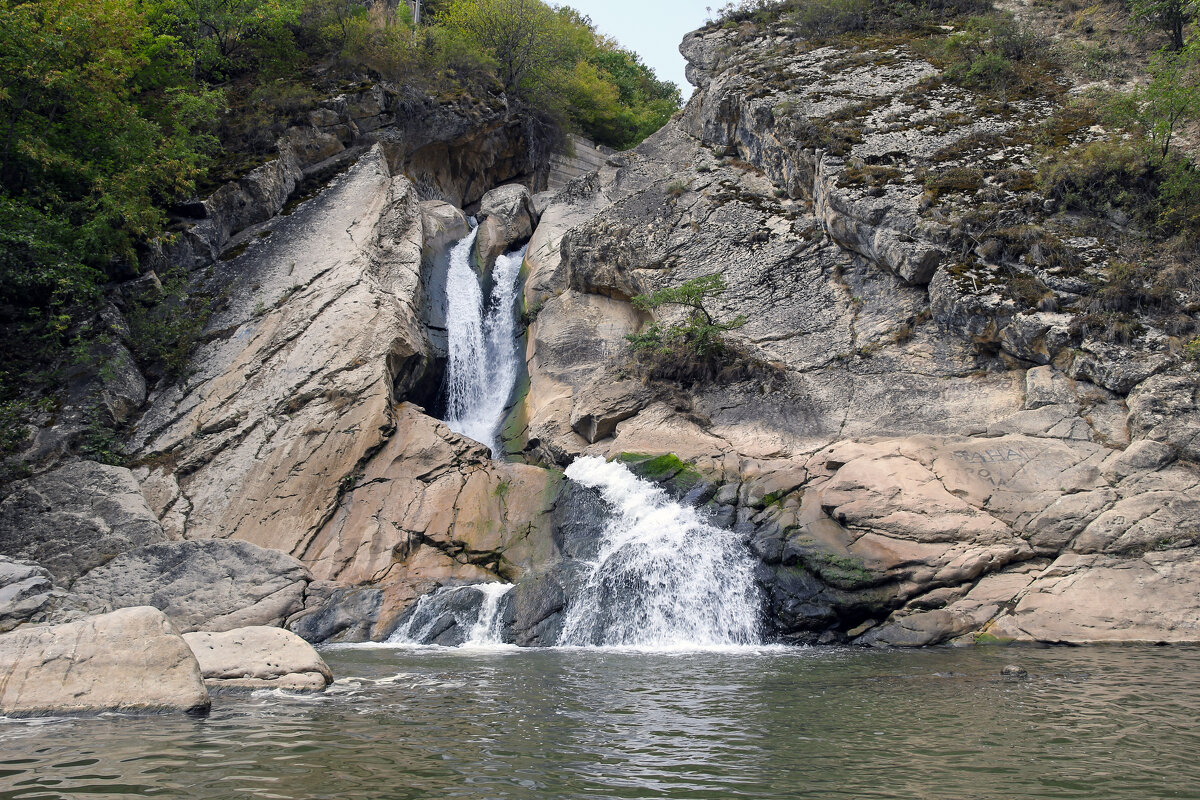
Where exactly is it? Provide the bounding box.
[626,274,750,384]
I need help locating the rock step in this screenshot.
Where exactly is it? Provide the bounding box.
[547,135,614,189]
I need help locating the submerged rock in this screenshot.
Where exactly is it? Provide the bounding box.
[183,626,332,691]
[0,606,209,716]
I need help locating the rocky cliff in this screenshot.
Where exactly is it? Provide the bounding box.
[4,16,1200,655]
[501,21,1200,645]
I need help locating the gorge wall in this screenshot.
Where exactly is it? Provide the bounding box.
[4,19,1200,649]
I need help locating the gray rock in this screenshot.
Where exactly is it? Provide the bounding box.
[1024,366,1076,410]
[1127,374,1200,461]
[184,626,332,691]
[473,183,537,271]
[0,606,209,716]
[0,557,60,633]
[288,585,383,643]
[70,540,311,632]
[1068,344,1173,395]
[0,461,166,584]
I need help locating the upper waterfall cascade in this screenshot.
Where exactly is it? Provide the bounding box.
[557,456,763,648]
[441,226,526,457]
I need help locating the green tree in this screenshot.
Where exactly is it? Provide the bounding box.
[1109,44,1200,161]
[1130,0,1197,51]
[628,273,747,358]
[435,0,570,94]
[161,0,304,80]
[0,0,218,387]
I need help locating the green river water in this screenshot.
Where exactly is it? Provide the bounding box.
[2,644,1199,799]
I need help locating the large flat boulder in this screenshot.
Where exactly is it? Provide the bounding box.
[183,626,332,691]
[0,461,166,584]
[70,540,311,632]
[0,606,209,716]
[985,550,1200,644]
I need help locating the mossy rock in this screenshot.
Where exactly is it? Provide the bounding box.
[617,452,707,498]
[797,549,881,591]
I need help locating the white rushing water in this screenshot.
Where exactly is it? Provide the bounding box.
[557,456,763,649]
[442,228,526,457]
[387,583,514,648]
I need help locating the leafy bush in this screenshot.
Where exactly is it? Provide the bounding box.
[626,274,750,383]
[939,13,1051,93]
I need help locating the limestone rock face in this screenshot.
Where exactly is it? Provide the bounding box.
[70,540,311,633]
[0,461,166,584]
[297,404,562,640]
[484,23,1200,649]
[0,606,209,716]
[473,183,537,271]
[1127,375,1200,461]
[985,551,1200,644]
[183,626,333,691]
[132,146,430,559]
[0,558,61,633]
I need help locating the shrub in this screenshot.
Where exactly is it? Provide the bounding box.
[626,274,750,384]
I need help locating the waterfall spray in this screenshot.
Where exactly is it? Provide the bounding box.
[557,456,763,648]
[441,229,525,457]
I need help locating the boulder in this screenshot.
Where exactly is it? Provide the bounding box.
[0,461,166,584]
[473,183,537,271]
[420,199,470,254]
[183,626,332,691]
[287,583,382,643]
[0,606,209,716]
[70,540,311,632]
[1127,374,1200,461]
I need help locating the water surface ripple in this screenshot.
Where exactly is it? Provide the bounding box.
[3,646,1200,799]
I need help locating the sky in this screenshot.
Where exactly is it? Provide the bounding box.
[563,0,715,98]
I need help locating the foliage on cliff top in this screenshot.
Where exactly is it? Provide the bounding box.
[710,0,993,35]
[0,0,680,462]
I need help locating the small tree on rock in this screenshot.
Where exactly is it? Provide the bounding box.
[626,273,748,383]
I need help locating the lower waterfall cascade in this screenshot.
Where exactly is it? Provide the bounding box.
[441,226,526,457]
[556,456,763,648]
[388,583,514,647]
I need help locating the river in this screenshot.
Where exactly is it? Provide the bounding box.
[4,644,1200,799]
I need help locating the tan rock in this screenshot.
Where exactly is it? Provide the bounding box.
[0,607,209,716]
[473,184,537,271]
[986,550,1200,643]
[183,626,332,691]
[133,146,429,559]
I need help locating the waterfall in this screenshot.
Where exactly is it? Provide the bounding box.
[557,456,763,649]
[387,583,514,648]
[442,228,526,457]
